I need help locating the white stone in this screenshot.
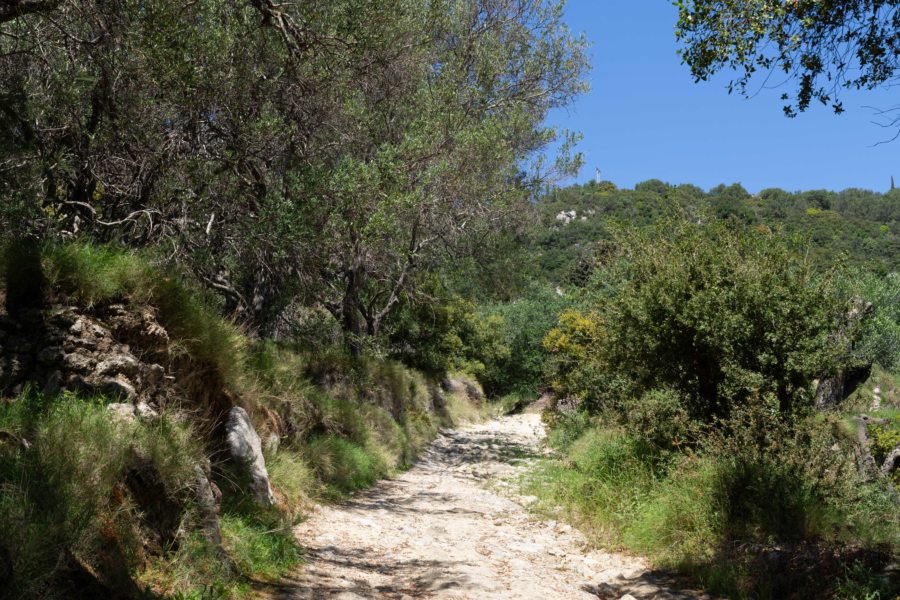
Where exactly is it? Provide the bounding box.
[225,406,275,506]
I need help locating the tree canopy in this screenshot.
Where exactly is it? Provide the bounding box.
[675,0,900,125]
[0,0,588,343]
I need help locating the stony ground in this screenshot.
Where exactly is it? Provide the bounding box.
[274,411,712,600]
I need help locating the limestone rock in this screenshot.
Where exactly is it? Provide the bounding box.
[63,351,95,372]
[107,403,136,422]
[101,377,137,401]
[96,353,140,378]
[135,401,158,420]
[225,407,275,505]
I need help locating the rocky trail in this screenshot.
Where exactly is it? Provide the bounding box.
[272,411,712,600]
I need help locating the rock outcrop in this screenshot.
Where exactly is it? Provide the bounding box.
[0,304,176,413]
[225,406,276,506]
[815,297,874,410]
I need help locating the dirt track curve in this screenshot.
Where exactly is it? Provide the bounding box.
[272,411,711,600]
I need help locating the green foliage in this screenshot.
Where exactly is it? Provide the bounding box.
[535,181,900,283]
[304,434,385,498]
[532,213,899,597]
[841,271,900,371]
[529,415,899,599]
[675,0,900,119]
[42,242,246,388]
[0,393,204,599]
[478,283,569,395]
[265,450,318,516]
[219,512,301,580]
[388,285,510,380]
[526,425,662,547]
[545,219,845,427]
[623,388,696,451]
[871,417,900,485]
[835,561,896,600]
[42,243,156,307]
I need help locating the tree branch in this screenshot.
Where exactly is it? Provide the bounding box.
[0,0,59,24]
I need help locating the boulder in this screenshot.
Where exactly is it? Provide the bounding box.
[96,353,140,378]
[63,351,95,372]
[814,364,872,410]
[225,407,275,506]
[135,401,158,420]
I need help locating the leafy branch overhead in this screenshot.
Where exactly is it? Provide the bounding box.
[675,0,900,120]
[0,0,588,342]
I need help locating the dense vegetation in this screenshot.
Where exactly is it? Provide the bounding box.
[535,179,900,282]
[1,0,899,598]
[525,182,900,598]
[0,0,587,596]
[0,243,490,598]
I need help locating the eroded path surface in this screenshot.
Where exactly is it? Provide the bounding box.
[279,412,710,600]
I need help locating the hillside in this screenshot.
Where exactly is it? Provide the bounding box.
[536,180,900,284]
[0,245,487,598]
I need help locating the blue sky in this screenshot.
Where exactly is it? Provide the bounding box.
[552,1,900,193]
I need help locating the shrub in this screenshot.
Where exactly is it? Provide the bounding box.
[871,417,900,485]
[624,388,695,451]
[530,414,899,598]
[478,282,569,395]
[387,282,509,380]
[544,219,846,426]
[841,270,900,371]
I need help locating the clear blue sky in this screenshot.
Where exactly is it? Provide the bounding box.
[552,1,900,194]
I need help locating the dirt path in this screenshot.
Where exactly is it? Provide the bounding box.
[276,412,711,600]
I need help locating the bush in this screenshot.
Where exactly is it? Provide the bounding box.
[841,270,900,371]
[530,413,899,598]
[544,219,846,427]
[624,388,695,451]
[871,417,900,485]
[386,281,509,380]
[478,282,569,396]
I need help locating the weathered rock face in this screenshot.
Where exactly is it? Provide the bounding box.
[815,297,875,411]
[815,364,873,410]
[225,406,275,506]
[0,304,176,412]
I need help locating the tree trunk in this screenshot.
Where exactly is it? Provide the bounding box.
[341,267,364,357]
